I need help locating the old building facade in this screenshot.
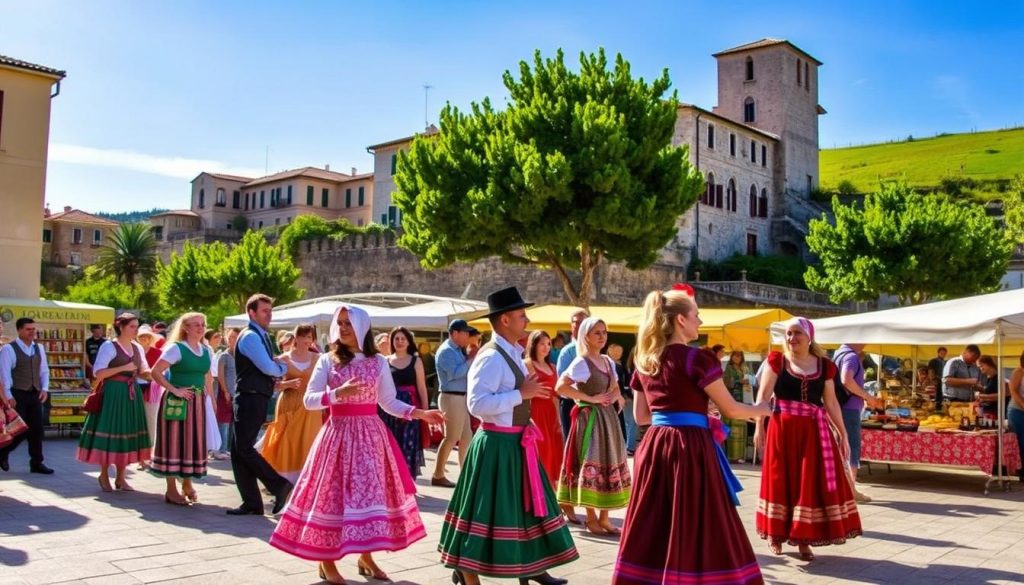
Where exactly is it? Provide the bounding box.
[0,55,65,298]
[42,206,119,268]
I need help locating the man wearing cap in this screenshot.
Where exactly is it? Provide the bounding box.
[0,318,54,474]
[439,287,576,585]
[431,318,479,487]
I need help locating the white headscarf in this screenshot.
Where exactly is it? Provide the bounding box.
[328,303,371,351]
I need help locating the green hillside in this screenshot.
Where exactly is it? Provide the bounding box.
[820,127,1024,199]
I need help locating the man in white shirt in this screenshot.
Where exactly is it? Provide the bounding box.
[439,287,576,585]
[0,318,54,474]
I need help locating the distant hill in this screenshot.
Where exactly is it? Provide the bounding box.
[95,208,169,223]
[820,127,1024,200]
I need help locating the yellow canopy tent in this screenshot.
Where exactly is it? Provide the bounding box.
[470,305,791,354]
[0,298,115,326]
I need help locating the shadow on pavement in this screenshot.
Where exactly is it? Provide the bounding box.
[862,529,969,548]
[868,500,1012,518]
[0,493,89,566]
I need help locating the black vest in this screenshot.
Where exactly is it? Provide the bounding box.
[235,324,276,397]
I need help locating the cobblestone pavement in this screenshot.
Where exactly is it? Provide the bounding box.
[2,437,1024,584]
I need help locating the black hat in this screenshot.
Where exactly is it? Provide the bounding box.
[448,319,479,335]
[484,286,534,319]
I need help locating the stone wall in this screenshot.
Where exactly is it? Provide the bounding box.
[294,234,687,306]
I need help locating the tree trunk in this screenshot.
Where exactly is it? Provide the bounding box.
[546,255,586,308]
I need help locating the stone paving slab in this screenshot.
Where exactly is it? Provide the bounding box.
[2,438,1024,584]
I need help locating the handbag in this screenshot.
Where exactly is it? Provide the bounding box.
[163,392,189,421]
[82,380,105,414]
[3,405,28,438]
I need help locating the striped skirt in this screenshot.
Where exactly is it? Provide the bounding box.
[75,379,152,467]
[149,389,207,479]
[439,428,578,578]
[557,403,631,509]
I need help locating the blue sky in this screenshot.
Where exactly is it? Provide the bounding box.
[4,0,1022,213]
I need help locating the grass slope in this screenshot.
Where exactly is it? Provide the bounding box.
[821,127,1024,198]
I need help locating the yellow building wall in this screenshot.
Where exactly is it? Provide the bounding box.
[0,66,60,298]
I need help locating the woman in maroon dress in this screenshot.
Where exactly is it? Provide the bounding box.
[754,317,862,561]
[613,286,770,585]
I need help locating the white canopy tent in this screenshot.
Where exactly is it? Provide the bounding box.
[223,293,487,333]
[770,288,1024,490]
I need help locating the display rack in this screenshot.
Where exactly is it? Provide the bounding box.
[35,323,89,425]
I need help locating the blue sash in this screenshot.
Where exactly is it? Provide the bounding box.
[651,411,743,506]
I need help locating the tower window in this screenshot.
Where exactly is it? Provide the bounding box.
[805,62,810,93]
[751,140,757,163]
[729,133,736,157]
[749,184,758,217]
[797,58,802,86]
[744,98,755,123]
[707,123,715,149]
[745,57,754,81]
[727,179,737,212]
[761,145,767,167]
[703,173,715,205]
[759,188,769,217]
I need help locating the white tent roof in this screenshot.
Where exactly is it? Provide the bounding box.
[223,293,487,333]
[770,288,1024,354]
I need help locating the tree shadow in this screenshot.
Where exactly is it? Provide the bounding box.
[0,493,89,566]
[802,558,1021,584]
[99,491,279,540]
[861,530,967,548]
[867,500,1012,518]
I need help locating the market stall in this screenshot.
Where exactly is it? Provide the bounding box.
[0,298,115,427]
[770,288,1024,492]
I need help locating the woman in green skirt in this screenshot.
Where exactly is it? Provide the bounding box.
[149,312,214,506]
[76,313,152,492]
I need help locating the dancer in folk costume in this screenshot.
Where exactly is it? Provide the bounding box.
[555,316,631,536]
[439,287,577,585]
[613,286,770,584]
[149,312,215,505]
[76,313,153,492]
[270,304,444,584]
[754,317,863,561]
[260,324,320,483]
[523,330,565,487]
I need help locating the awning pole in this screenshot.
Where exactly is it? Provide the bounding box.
[997,322,1007,487]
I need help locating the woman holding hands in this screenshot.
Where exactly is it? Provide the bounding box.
[754,317,862,561]
[270,304,444,584]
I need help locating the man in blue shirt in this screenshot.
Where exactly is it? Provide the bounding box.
[431,319,479,487]
[835,343,883,504]
[555,309,589,439]
[227,293,293,516]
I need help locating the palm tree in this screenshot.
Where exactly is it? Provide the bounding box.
[95,222,158,286]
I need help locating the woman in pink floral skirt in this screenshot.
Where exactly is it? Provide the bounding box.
[269,304,444,584]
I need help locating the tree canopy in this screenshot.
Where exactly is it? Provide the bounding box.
[804,182,1013,305]
[393,48,703,306]
[95,222,158,286]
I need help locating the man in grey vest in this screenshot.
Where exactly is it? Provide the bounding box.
[0,318,54,474]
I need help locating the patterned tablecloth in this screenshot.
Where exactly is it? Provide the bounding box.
[861,429,1021,476]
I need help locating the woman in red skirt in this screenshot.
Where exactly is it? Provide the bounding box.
[613,286,770,585]
[754,316,862,561]
[524,331,567,498]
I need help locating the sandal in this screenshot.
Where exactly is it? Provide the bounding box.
[768,541,783,555]
[165,493,190,506]
[598,520,621,535]
[184,489,198,503]
[114,479,135,492]
[559,504,581,524]
[798,545,815,561]
[585,519,608,536]
[98,476,113,493]
[319,562,347,584]
[357,557,391,581]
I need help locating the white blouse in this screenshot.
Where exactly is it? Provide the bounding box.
[303,352,414,419]
[93,340,146,372]
[159,342,216,376]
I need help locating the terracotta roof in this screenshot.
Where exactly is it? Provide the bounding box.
[712,38,822,66]
[150,209,200,218]
[366,124,439,151]
[243,167,371,188]
[205,172,254,182]
[677,104,781,141]
[0,54,66,79]
[45,209,119,226]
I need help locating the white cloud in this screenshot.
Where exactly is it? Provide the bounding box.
[48,143,265,180]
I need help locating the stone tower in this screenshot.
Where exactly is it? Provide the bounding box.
[711,39,824,199]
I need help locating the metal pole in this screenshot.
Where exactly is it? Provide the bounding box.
[997,322,1007,489]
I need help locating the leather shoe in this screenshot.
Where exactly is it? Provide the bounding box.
[272,482,294,515]
[29,463,54,475]
[0,453,9,472]
[431,476,456,488]
[519,572,568,585]
[225,505,263,516]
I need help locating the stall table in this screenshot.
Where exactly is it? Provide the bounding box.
[861,428,1021,494]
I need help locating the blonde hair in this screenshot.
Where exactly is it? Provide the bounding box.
[635,290,696,376]
[168,312,206,343]
[576,317,606,358]
[783,339,827,360]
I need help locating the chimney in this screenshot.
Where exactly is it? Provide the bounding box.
[64,205,72,213]
[324,164,330,171]
[43,205,51,218]
[351,167,357,176]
